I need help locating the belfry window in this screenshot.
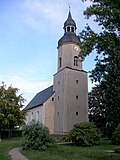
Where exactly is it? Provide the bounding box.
[71,27,74,32]
[59,57,62,67]
[67,26,70,32]
[74,56,78,66]
[65,27,66,33]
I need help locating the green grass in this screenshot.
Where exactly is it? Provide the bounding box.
[22,139,120,160]
[0,138,21,160]
[0,138,120,160]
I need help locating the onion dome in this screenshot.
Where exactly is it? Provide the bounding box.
[58,10,79,48]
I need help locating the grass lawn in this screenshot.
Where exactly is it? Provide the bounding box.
[22,139,120,160]
[0,138,120,160]
[0,138,21,160]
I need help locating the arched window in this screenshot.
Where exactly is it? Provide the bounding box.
[71,27,74,32]
[37,111,39,121]
[67,26,70,32]
[74,56,78,66]
[65,27,67,33]
[59,57,62,67]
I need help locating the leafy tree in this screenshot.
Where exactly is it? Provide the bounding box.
[66,122,100,146]
[0,82,26,138]
[79,0,120,137]
[111,123,120,145]
[88,85,106,134]
[80,0,120,59]
[21,121,56,150]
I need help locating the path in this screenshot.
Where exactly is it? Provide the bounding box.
[9,148,28,160]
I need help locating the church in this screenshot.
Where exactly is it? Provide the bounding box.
[24,9,88,134]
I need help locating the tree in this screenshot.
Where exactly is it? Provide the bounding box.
[111,123,120,145]
[88,85,106,135]
[79,0,120,137]
[0,82,26,138]
[79,0,120,59]
[89,55,120,137]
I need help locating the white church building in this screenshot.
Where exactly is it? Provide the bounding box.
[24,9,88,134]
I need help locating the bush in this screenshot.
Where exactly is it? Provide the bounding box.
[114,147,120,153]
[66,122,100,146]
[21,121,56,150]
[111,123,120,145]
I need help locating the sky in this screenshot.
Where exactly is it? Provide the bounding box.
[0,0,98,106]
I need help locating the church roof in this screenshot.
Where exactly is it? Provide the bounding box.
[23,85,54,110]
[64,10,77,30]
[58,9,80,48]
[58,32,80,47]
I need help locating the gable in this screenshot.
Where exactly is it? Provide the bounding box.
[23,85,54,110]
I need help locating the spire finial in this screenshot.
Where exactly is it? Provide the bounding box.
[68,3,72,19]
[68,3,71,11]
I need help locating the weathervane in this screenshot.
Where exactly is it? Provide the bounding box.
[68,3,71,11]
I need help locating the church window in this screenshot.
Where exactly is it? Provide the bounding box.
[57,112,59,115]
[58,81,60,85]
[71,27,74,32]
[74,56,78,66]
[76,95,78,99]
[58,96,59,100]
[37,111,39,121]
[52,97,54,101]
[59,57,62,67]
[67,26,70,32]
[31,112,33,120]
[65,27,67,33]
[76,80,78,84]
[76,112,79,116]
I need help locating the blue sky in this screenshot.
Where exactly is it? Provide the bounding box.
[0,0,98,106]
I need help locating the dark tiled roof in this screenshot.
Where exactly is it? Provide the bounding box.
[23,85,54,110]
[64,10,77,30]
[58,32,80,47]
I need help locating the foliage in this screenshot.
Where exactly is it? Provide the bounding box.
[80,0,120,59]
[88,85,106,135]
[114,147,120,153]
[0,82,26,133]
[22,139,120,160]
[89,55,120,138]
[21,121,56,150]
[1,138,120,160]
[111,123,120,145]
[79,0,120,137]
[66,122,100,146]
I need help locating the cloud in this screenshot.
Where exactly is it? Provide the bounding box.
[0,74,52,105]
[21,0,66,32]
[19,0,93,34]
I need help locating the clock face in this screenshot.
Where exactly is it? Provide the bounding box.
[74,46,79,51]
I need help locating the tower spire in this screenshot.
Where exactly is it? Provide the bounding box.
[68,3,72,19]
[58,7,79,48]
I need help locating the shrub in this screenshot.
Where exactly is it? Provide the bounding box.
[66,122,100,146]
[114,147,120,153]
[21,121,56,150]
[111,123,120,145]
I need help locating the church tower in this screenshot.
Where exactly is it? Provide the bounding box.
[53,9,88,134]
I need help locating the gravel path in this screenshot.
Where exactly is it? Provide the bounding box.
[9,148,28,160]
